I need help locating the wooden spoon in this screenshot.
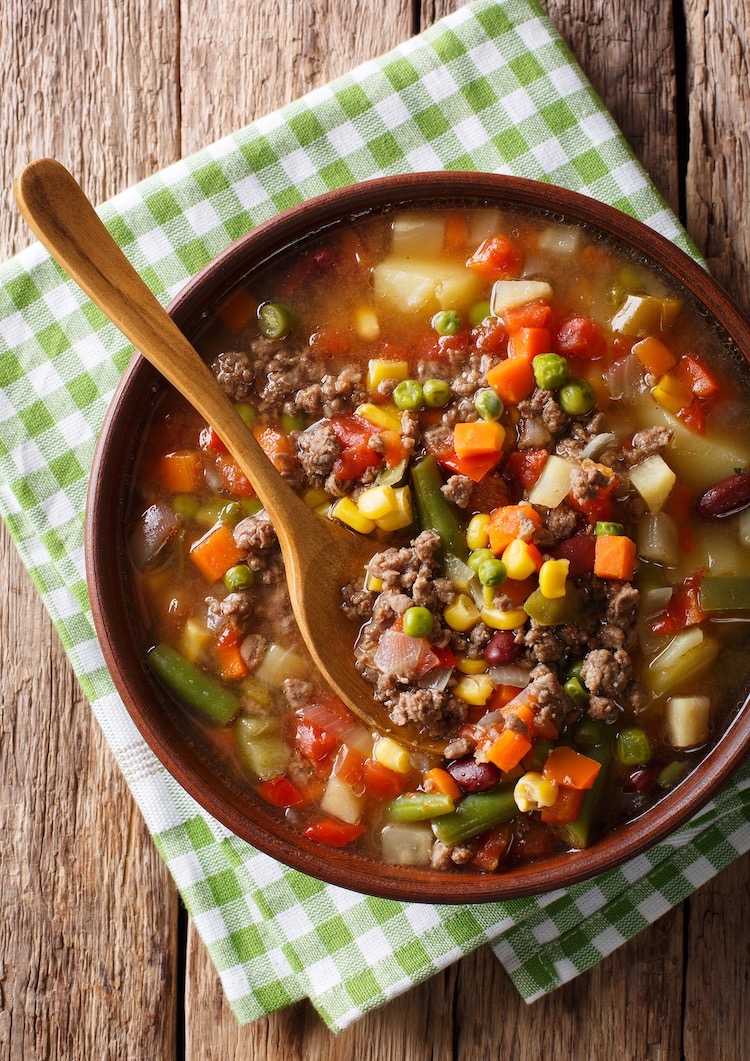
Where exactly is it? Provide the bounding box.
[15,158,447,753]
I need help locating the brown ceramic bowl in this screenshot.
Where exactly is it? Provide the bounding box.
[86,172,750,903]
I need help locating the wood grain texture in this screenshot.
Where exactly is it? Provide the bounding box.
[0,2,180,1059]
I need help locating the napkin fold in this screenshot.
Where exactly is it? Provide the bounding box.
[1,0,749,1033]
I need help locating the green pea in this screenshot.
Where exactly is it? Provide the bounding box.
[280,412,306,432]
[474,388,504,421]
[393,379,424,411]
[173,494,200,519]
[431,309,462,336]
[422,378,451,408]
[532,352,569,391]
[558,378,596,416]
[223,564,255,591]
[257,301,293,339]
[402,606,434,638]
[567,659,585,682]
[564,676,589,707]
[616,725,653,766]
[657,760,691,790]
[234,402,257,428]
[595,521,625,537]
[468,547,494,574]
[469,300,492,327]
[477,558,506,587]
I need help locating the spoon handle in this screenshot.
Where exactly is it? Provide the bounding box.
[14,158,314,543]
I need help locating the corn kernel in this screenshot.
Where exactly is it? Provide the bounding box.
[538,558,569,600]
[454,674,495,706]
[456,655,488,675]
[302,487,331,509]
[374,736,412,774]
[480,606,527,630]
[365,571,384,593]
[651,373,695,414]
[502,539,541,580]
[182,618,212,662]
[444,593,481,632]
[357,483,397,520]
[366,358,409,392]
[355,402,403,433]
[466,512,491,550]
[375,486,413,531]
[331,497,375,534]
[354,306,380,342]
[513,772,559,812]
[315,501,333,517]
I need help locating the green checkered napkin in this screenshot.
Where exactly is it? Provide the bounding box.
[1,0,749,1031]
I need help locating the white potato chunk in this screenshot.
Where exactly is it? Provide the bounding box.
[373,257,484,314]
[391,213,445,258]
[628,454,676,512]
[491,279,553,317]
[381,823,434,866]
[528,455,573,508]
[321,775,363,825]
[537,225,583,255]
[665,695,711,748]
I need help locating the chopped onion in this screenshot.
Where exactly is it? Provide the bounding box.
[603,352,643,402]
[204,464,224,491]
[640,587,673,619]
[637,511,679,566]
[418,666,453,692]
[129,502,179,570]
[299,699,353,739]
[519,417,550,449]
[650,626,704,672]
[373,629,425,676]
[487,665,532,688]
[445,554,476,592]
[581,431,617,461]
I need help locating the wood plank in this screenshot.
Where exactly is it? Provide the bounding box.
[0,2,181,1058]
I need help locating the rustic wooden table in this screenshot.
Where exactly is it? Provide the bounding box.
[2,1,749,1057]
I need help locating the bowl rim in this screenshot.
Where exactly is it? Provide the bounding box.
[86,171,750,903]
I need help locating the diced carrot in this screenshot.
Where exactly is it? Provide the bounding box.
[487,684,524,710]
[466,235,522,281]
[593,534,637,581]
[540,785,586,823]
[675,354,721,399]
[487,504,542,555]
[453,420,505,459]
[425,767,462,801]
[215,287,258,333]
[486,728,532,772]
[157,451,203,493]
[363,759,407,801]
[443,211,470,253]
[253,422,295,474]
[486,355,536,405]
[439,449,503,483]
[507,327,553,363]
[632,335,676,376]
[190,523,243,582]
[380,429,408,468]
[215,640,249,681]
[470,824,512,871]
[543,746,602,790]
[504,299,552,332]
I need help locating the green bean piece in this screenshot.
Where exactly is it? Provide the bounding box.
[257,301,293,339]
[699,575,750,612]
[523,586,577,626]
[422,378,452,408]
[524,738,554,772]
[195,499,242,528]
[657,760,691,790]
[564,677,589,708]
[432,786,517,845]
[477,558,507,587]
[469,300,492,327]
[558,378,596,416]
[393,379,424,411]
[532,352,569,390]
[234,401,258,428]
[567,659,585,682]
[403,606,434,638]
[223,564,255,591]
[571,717,608,748]
[556,740,613,849]
[474,388,504,421]
[431,309,462,336]
[173,494,200,519]
[147,645,239,725]
[595,521,625,537]
[388,792,455,822]
[411,455,468,563]
[468,548,494,574]
[280,412,306,432]
[616,725,653,766]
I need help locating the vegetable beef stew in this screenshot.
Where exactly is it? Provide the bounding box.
[129,204,750,872]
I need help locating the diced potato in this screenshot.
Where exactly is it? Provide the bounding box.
[255,643,309,685]
[321,775,363,825]
[665,695,711,748]
[375,486,413,532]
[373,257,483,314]
[628,454,676,513]
[381,822,434,866]
[302,487,331,509]
[391,212,445,257]
[367,358,409,391]
[444,593,481,631]
[181,618,212,663]
[610,294,683,336]
[537,225,583,255]
[454,674,495,706]
[647,628,718,696]
[490,279,553,317]
[469,209,503,246]
[528,454,572,508]
[354,305,380,341]
[672,521,748,582]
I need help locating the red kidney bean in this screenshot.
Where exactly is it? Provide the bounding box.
[622,764,658,793]
[552,533,595,578]
[696,472,750,520]
[483,631,521,666]
[447,755,501,793]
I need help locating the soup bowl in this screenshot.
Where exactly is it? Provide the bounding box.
[86,172,750,903]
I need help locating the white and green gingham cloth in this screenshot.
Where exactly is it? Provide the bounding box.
[2,0,749,1032]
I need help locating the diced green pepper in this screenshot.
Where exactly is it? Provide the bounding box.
[388,792,455,822]
[173,494,200,519]
[571,717,607,749]
[431,786,517,845]
[523,585,578,626]
[147,645,239,725]
[699,575,750,612]
[616,725,653,766]
[657,760,691,790]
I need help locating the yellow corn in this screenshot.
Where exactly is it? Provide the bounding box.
[480,605,527,630]
[456,655,488,675]
[513,772,559,813]
[454,674,495,706]
[302,486,332,509]
[365,571,384,593]
[444,593,481,632]
[466,512,491,550]
[366,358,409,392]
[354,306,380,342]
[651,373,695,414]
[374,736,412,774]
[357,483,397,520]
[315,501,333,517]
[355,402,402,433]
[181,618,212,663]
[331,497,375,534]
[375,486,413,531]
[538,558,569,600]
[502,539,540,580]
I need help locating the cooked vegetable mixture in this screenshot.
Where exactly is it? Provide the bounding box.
[130,205,750,872]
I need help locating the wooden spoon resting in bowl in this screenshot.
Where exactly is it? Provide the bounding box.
[16,158,447,754]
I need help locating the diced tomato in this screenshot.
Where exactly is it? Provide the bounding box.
[675,354,721,399]
[676,400,706,435]
[504,449,548,493]
[501,576,536,606]
[472,316,507,355]
[540,785,585,824]
[332,744,365,788]
[650,569,706,636]
[468,471,511,514]
[432,645,457,669]
[665,483,695,552]
[215,455,256,496]
[257,776,304,808]
[380,429,408,468]
[309,326,354,358]
[466,236,522,281]
[430,332,471,362]
[568,478,617,525]
[303,819,365,847]
[471,825,512,871]
[439,449,502,483]
[279,245,337,296]
[554,316,608,361]
[253,423,295,474]
[295,719,338,762]
[552,534,595,578]
[509,820,557,863]
[332,444,382,482]
[200,426,228,453]
[504,299,553,332]
[329,414,376,447]
[363,759,406,801]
